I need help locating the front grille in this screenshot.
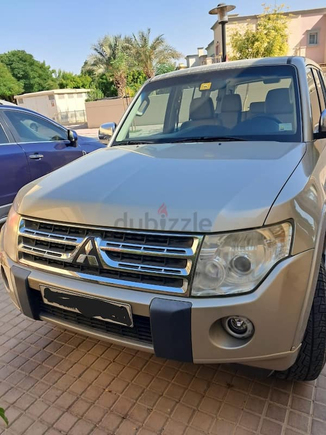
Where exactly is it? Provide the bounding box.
[32,290,152,344]
[18,218,202,295]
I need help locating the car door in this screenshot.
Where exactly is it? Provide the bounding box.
[0,115,31,221]
[2,109,83,181]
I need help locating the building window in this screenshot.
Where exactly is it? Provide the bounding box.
[18,98,23,104]
[48,95,55,101]
[308,31,319,46]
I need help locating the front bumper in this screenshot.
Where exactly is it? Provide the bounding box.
[0,246,314,371]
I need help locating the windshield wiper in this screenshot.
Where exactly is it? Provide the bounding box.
[170,136,246,143]
[113,140,157,146]
[113,136,247,146]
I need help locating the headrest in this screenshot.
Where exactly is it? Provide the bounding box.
[265,88,293,114]
[250,102,265,113]
[221,94,242,112]
[190,97,214,120]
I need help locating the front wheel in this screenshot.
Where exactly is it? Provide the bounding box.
[276,262,326,381]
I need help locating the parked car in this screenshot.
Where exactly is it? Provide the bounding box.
[0,105,105,222]
[2,57,326,381]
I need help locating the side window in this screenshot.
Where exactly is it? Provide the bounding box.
[312,69,326,111]
[4,110,67,143]
[0,124,9,144]
[306,68,321,132]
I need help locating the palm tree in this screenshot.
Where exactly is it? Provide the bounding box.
[84,35,128,97]
[125,29,182,79]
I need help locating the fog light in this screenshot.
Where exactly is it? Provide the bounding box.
[222,316,254,339]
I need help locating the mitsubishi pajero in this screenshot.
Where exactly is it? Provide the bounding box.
[2,57,326,381]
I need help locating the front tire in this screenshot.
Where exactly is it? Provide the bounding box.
[276,262,326,381]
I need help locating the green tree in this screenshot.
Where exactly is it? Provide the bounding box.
[84,35,128,97]
[124,29,182,78]
[230,5,289,60]
[0,62,23,101]
[80,64,117,98]
[56,70,92,89]
[0,50,56,93]
[155,63,176,76]
[85,88,104,102]
[93,74,117,97]
[126,69,147,97]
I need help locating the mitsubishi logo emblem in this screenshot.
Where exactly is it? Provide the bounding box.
[76,238,99,267]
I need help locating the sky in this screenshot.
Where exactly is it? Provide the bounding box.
[0,0,325,74]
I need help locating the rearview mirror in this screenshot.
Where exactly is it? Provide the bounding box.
[137,97,150,116]
[67,129,78,147]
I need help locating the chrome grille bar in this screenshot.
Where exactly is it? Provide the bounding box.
[20,226,83,245]
[18,218,203,296]
[18,244,78,260]
[99,239,198,257]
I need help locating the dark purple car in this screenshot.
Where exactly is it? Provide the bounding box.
[0,105,105,222]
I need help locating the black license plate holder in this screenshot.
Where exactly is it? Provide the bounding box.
[40,286,133,327]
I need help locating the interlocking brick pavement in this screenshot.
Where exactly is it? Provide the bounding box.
[0,279,326,435]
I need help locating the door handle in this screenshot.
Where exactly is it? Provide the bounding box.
[29,153,44,160]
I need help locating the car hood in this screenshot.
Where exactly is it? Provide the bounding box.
[78,135,105,146]
[77,135,101,144]
[18,141,306,233]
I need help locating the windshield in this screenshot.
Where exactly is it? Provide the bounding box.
[114,65,301,145]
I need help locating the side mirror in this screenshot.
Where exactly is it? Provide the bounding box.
[319,110,326,137]
[67,129,78,147]
[98,122,117,143]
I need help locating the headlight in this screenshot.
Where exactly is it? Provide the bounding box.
[192,222,292,297]
[3,202,21,262]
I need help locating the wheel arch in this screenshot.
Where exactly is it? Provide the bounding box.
[292,202,326,348]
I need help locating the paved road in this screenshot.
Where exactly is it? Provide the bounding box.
[0,279,326,435]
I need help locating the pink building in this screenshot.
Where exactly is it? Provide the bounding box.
[187,7,326,71]
[287,7,326,66]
